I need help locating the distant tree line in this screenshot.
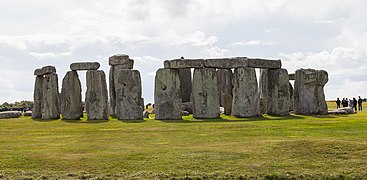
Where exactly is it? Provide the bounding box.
[0,101,33,112]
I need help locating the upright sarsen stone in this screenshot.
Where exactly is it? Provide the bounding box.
[259,69,268,114]
[294,69,328,115]
[178,68,192,103]
[266,68,290,116]
[42,73,60,119]
[192,68,220,119]
[154,68,182,120]
[60,71,83,120]
[115,69,143,120]
[217,69,233,107]
[232,68,260,117]
[32,75,43,119]
[85,70,109,120]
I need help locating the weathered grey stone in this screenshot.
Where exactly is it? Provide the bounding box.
[289,82,294,111]
[192,68,220,119]
[204,57,248,68]
[0,111,22,119]
[232,68,260,117]
[248,58,281,69]
[223,93,232,115]
[32,75,43,119]
[266,68,290,116]
[178,68,192,103]
[115,69,143,120]
[259,69,268,114]
[109,54,134,68]
[42,73,60,119]
[164,59,204,69]
[182,102,193,114]
[181,111,190,116]
[85,70,109,120]
[34,66,56,76]
[70,62,100,71]
[217,69,233,107]
[289,73,295,80]
[60,71,83,120]
[294,68,329,115]
[23,111,32,116]
[329,107,355,114]
[154,68,182,120]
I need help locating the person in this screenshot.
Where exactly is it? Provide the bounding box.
[353,98,357,112]
[342,98,347,107]
[358,96,363,111]
[336,98,341,109]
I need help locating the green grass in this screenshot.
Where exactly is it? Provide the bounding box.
[1,103,367,179]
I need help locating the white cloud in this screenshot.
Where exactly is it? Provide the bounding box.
[229,40,275,47]
[313,20,335,24]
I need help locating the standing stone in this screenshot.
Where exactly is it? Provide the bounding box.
[178,68,192,103]
[259,69,268,114]
[85,70,109,120]
[60,71,83,120]
[154,68,182,120]
[109,66,117,116]
[266,68,290,116]
[289,82,294,111]
[294,69,328,115]
[192,68,220,119]
[32,75,44,119]
[217,69,233,107]
[223,93,232,115]
[115,69,143,120]
[42,73,60,119]
[232,68,260,117]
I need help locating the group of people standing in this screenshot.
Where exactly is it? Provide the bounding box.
[336,96,363,111]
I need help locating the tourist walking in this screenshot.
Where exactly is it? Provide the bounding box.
[353,98,358,112]
[336,98,341,109]
[358,96,363,111]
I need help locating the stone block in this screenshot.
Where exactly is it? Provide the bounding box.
[164,59,204,69]
[289,73,295,80]
[248,58,281,69]
[109,54,134,68]
[266,68,290,116]
[204,57,248,68]
[85,70,109,120]
[0,111,22,119]
[42,73,60,119]
[178,68,192,103]
[70,62,100,71]
[60,71,83,120]
[32,75,43,119]
[34,66,56,76]
[217,69,233,107]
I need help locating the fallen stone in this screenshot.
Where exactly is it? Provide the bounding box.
[266,68,290,116]
[192,68,220,119]
[115,69,143,120]
[164,59,204,69]
[70,62,100,71]
[178,68,192,103]
[232,67,260,117]
[294,68,329,115]
[248,58,281,69]
[204,57,248,68]
[329,107,355,114]
[0,111,22,119]
[23,111,32,116]
[60,71,83,120]
[217,69,233,107]
[109,54,134,68]
[154,68,182,120]
[181,111,190,116]
[42,73,60,119]
[85,70,109,120]
[34,66,56,76]
[32,75,43,119]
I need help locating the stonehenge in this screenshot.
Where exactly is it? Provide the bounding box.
[32,54,329,121]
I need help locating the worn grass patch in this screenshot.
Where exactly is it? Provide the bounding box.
[1,104,367,179]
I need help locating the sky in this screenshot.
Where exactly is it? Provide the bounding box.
[0,0,366,104]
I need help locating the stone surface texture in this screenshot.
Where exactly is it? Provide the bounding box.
[115,69,143,120]
[164,59,204,69]
[42,73,60,119]
[154,68,182,120]
[0,111,22,119]
[32,76,44,119]
[192,68,220,119]
[34,66,56,76]
[85,70,109,120]
[178,68,192,103]
[217,69,233,107]
[248,58,281,69]
[70,62,100,71]
[60,71,83,120]
[266,68,290,116]
[232,68,260,117]
[223,93,232,115]
[204,57,248,68]
[294,68,329,115]
[259,69,268,114]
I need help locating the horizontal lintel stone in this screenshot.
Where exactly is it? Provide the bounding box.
[34,65,56,76]
[70,62,100,71]
[164,59,204,69]
[289,73,295,80]
[248,58,282,69]
[204,57,248,68]
[109,54,134,68]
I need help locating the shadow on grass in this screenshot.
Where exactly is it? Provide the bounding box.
[118,119,146,123]
[32,118,60,122]
[61,119,109,124]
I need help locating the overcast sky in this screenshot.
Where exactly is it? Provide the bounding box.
[0,0,366,104]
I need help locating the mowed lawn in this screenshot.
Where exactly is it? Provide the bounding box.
[0,102,367,179]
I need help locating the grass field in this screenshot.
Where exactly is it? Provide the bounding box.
[1,102,367,179]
